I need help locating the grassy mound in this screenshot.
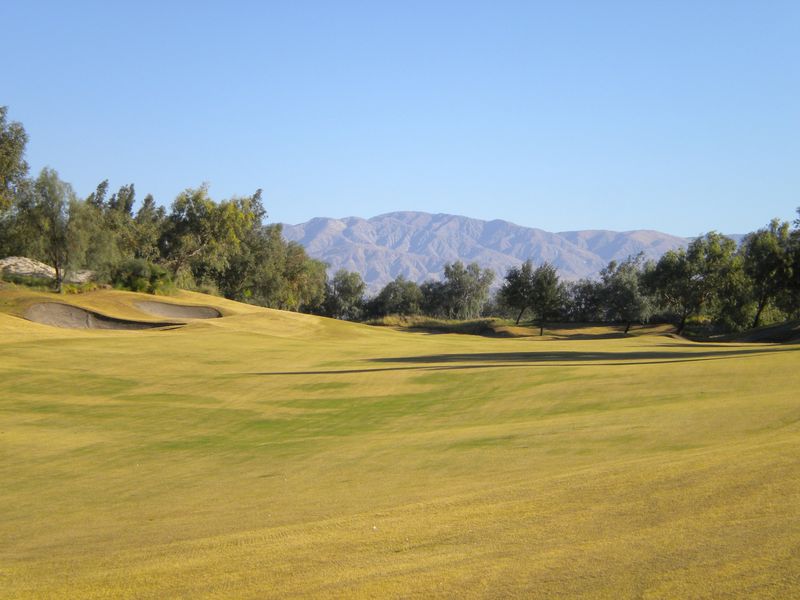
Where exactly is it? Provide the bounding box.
[714,319,800,343]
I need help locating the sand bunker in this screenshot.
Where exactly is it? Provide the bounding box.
[135,301,221,319]
[25,303,180,330]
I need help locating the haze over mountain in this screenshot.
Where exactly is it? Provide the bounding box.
[282,212,692,292]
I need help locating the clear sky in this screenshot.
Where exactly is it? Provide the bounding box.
[5,1,799,235]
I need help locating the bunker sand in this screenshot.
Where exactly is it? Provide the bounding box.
[135,300,222,319]
[24,302,180,330]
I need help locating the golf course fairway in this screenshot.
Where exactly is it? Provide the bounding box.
[1,289,798,598]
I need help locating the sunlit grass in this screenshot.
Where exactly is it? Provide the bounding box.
[1,289,798,598]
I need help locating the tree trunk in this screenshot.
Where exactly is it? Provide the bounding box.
[624,321,631,334]
[539,322,544,336]
[676,312,687,335]
[752,297,767,329]
[515,307,525,325]
[52,255,63,293]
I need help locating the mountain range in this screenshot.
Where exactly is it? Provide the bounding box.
[281,211,692,292]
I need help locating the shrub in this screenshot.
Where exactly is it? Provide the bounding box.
[0,271,53,289]
[111,259,173,294]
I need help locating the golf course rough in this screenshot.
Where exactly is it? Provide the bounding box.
[1,289,798,598]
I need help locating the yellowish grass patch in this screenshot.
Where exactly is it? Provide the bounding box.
[1,289,798,598]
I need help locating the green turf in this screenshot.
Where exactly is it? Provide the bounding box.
[1,289,799,598]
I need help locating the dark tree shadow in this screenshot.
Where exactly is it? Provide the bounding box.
[246,346,797,377]
[368,347,792,365]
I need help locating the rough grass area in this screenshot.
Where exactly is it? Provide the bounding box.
[367,314,675,340]
[1,290,799,598]
[709,319,800,344]
[365,314,519,336]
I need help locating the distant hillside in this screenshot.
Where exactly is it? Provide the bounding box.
[282,211,690,292]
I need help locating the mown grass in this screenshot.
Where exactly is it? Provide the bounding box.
[367,313,676,340]
[1,289,799,598]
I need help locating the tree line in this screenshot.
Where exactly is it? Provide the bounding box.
[0,107,328,310]
[2,106,799,334]
[359,221,800,335]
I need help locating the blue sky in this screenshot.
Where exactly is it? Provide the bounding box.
[5,1,799,235]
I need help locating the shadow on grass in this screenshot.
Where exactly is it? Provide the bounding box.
[248,346,797,376]
[368,347,792,365]
[547,332,629,340]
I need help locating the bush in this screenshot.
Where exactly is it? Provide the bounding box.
[62,282,102,294]
[0,271,53,289]
[111,259,173,294]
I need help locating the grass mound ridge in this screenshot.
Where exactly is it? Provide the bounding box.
[135,300,222,319]
[703,319,800,343]
[25,302,181,330]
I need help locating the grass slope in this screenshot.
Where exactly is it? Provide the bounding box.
[1,289,799,598]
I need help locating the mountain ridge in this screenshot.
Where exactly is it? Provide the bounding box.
[282,211,692,292]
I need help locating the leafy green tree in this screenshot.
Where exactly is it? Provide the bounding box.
[420,280,448,317]
[741,219,793,328]
[132,194,166,262]
[367,275,422,317]
[788,208,800,316]
[86,179,109,209]
[284,244,327,312]
[712,252,755,332]
[217,220,327,312]
[0,106,29,211]
[441,261,495,320]
[160,185,262,287]
[0,180,29,258]
[499,259,536,324]
[644,249,693,333]
[108,183,136,215]
[323,269,366,320]
[218,219,284,304]
[529,262,564,335]
[599,254,653,333]
[645,232,737,334]
[563,278,604,322]
[15,168,88,291]
[81,182,139,280]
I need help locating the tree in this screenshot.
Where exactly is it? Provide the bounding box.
[741,219,793,328]
[645,232,737,334]
[16,168,88,291]
[711,252,754,332]
[0,106,29,211]
[284,244,327,312]
[159,185,263,287]
[440,261,495,320]
[529,262,564,335]
[82,182,140,279]
[86,179,109,209]
[323,269,366,320]
[420,280,448,317]
[563,278,604,323]
[216,219,327,312]
[499,259,536,324]
[787,208,800,317]
[367,275,422,317]
[132,194,166,262]
[599,254,652,333]
[108,183,136,215]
